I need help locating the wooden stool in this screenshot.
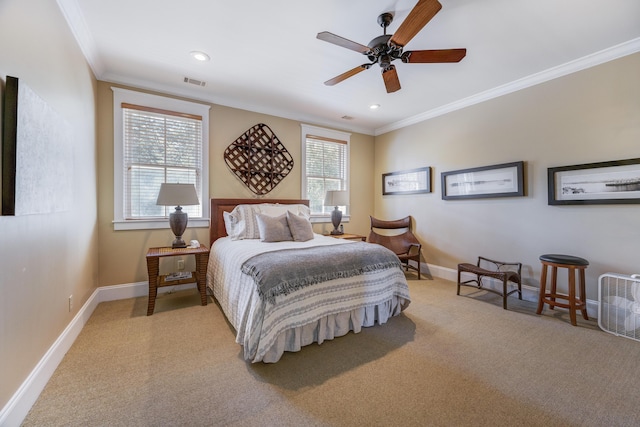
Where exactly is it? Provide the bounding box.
[536,254,589,326]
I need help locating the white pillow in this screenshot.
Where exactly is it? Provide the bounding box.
[259,203,310,219]
[296,204,311,219]
[256,213,293,242]
[223,211,234,236]
[286,211,314,242]
[223,204,262,240]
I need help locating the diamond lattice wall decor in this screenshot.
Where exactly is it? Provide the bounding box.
[224,123,294,195]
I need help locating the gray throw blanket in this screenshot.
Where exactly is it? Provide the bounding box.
[241,242,402,304]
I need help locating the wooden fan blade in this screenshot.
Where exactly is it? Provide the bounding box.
[382,65,401,93]
[317,31,371,54]
[402,48,466,63]
[390,0,442,48]
[324,64,369,86]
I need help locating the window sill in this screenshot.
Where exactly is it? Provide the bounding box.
[113,218,210,231]
[310,215,350,224]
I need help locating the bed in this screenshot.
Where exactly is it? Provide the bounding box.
[206,198,411,363]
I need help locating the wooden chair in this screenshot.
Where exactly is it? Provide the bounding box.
[368,216,422,279]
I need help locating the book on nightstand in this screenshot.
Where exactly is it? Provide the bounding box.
[165,271,192,281]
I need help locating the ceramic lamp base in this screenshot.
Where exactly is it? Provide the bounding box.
[169,206,188,248]
[330,206,343,235]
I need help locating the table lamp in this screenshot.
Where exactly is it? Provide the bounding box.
[324,190,348,235]
[156,183,200,248]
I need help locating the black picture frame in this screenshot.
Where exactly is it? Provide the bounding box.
[2,76,18,215]
[548,158,640,205]
[382,166,431,195]
[441,161,524,200]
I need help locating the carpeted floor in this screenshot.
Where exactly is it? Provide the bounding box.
[22,277,640,426]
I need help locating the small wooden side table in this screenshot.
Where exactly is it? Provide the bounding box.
[325,233,367,242]
[146,244,209,315]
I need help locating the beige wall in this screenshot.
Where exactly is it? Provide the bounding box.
[375,53,640,299]
[4,0,636,414]
[0,0,98,409]
[97,82,375,286]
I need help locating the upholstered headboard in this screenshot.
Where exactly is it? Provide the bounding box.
[209,198,309,244]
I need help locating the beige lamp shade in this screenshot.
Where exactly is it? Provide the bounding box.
[156,183,199,248]
[324,190,348,207]
[156,183,199,207]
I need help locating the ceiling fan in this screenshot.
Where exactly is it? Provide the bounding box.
[316,0,466,93]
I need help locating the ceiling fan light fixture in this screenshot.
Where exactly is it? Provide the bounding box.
[316,0,465,93]
[190,51,210,61]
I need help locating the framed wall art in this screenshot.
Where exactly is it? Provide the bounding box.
[382,166,431,195]
[548,158,640,205]
[441,161,524,200]
[2,76,73,216]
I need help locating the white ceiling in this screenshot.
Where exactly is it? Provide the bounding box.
[58,0,640,136]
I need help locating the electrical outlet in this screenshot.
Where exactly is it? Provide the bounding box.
[177,259,185,270]
[68,295,73,312]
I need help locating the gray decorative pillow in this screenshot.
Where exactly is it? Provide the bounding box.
[286,211,314,242]
[256,213,293,242]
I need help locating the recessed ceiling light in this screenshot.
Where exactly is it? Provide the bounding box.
[369,104,380,110]
[190,51,210,61]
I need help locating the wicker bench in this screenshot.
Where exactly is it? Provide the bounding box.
[457,256,522,309]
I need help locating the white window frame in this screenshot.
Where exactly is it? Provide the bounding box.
[300,124,351,223]
[112,87,210,230]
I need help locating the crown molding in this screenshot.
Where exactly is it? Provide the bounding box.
[56,0,105,77]
[56,2,638,138]
[101,71,374,135]
[375,37,640,136]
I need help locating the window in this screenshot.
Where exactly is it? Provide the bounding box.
[301,124,350,220]
[113,88,210,230]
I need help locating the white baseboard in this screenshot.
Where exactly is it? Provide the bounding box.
[1,266,598,427]
[0,281,196,427]
[0,286,101,427]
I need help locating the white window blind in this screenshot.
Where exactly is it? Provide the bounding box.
[123,104,202,219]
[113,88,209,230]
[301,124,350,216]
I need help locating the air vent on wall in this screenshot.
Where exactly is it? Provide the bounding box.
[184,77,206,87]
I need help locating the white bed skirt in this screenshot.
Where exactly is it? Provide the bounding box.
[207,235,412,364]
[261,295,409,363]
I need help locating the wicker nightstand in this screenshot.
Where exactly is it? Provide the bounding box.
[145,244,209,315]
